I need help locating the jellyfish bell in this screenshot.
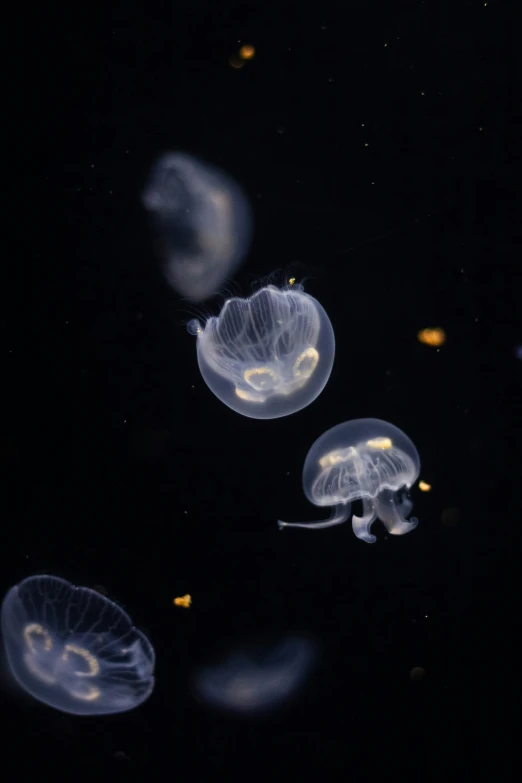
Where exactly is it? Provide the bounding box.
[192,631,318,716]
[278,418,420,543]
[187,283,335,419]
[143,152,252,301]
[1,575,155,715]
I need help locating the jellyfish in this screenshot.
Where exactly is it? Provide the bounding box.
[187,283,335,419]
[278,418,420,543]
[1,575,155,715]
[143,152,252,301]
[192,633,317,715]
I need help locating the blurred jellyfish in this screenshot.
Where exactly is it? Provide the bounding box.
[187,283,335,419]
[441,507,460,527]
[278,418,420,543]
[1,575,155,715]
[193,633,317,715]
[143,152,252,300]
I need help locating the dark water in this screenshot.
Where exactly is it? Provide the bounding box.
[3,1,516,779]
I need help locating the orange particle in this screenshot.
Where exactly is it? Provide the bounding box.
[417,327,446,347]
[418,481,432,492]
[173,594,192,608]
[239,44,256,60]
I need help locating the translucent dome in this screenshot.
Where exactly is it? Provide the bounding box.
[143,152,251,301]
[1,575,155,715]
[279,418,420,543]
[188,283,335,419]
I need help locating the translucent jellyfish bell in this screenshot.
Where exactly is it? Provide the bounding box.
[1,575,155,715]
[143,152,252,301]
[192,633,317,715]
[278,418,420,543]
[187,283,335,419]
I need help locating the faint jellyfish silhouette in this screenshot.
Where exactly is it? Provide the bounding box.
[192,633,317,715]
[409,666,426,682]
[278,418,420,543]
[187,283,335,419]
[441,507,460,527]
[1,575,155,715]
[143,152,252,301]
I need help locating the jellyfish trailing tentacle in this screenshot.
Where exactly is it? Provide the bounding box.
[278,503,351,531]
[374,488,418,536]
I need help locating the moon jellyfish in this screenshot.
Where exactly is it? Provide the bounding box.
[143,152,252,301]
[1,575,155,715]
[192,633,317,715]
[278,418,420,543]
[187,283,335,419]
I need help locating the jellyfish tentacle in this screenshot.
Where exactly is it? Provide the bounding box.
[374,488,418,536]
[278,503,350,530]
[352,497,377,543]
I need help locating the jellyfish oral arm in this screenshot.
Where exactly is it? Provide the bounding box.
[278,503,351,530]
[351,497,378,544]
[374,489,418,536]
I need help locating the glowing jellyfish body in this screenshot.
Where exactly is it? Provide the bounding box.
[143,152,252,301]
[279,418,420,543]
[188,284,335,419]
[1,575,155,715]
[193,634,317,715]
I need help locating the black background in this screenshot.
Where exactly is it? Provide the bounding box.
[3,0,516,779]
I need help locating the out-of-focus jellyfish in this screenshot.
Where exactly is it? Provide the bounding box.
[1,575,155,715]
[187,283,335,419]
[192,633,317,715]
[278,418,420,543]
[143,152,252,301]
[441,507,460,527]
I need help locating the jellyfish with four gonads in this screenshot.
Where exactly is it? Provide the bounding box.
[1,575,155,715]
[278,418,420,543]
[187,283,335,419]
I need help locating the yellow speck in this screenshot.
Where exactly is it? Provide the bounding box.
[417,327,446,347]
[288,277,296,286]
[174,594,192,608]
[418,481,431,492]
[239,44,255,60]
